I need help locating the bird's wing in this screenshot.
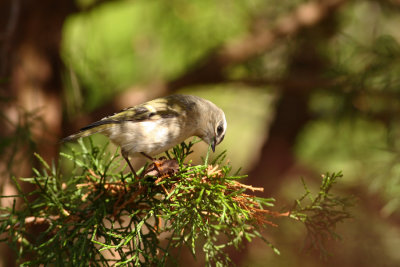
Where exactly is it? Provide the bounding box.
[106,98,182,122]
[62,98,184,142]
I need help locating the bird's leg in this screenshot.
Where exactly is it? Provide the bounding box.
[123,155,140,180]
[140,152,155,161]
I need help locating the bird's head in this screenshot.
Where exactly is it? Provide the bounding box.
[196,100,227,152]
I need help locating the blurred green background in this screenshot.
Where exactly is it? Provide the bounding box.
[1,0,400,266]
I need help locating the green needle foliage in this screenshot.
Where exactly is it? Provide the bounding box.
[1,140,276,266]
[290,172,354,258]
[0,139,353,266]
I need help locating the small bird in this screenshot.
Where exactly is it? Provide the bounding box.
[62,94,227,178]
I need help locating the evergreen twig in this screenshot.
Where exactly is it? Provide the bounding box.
[0,140,353,265]
[289,172,354,258]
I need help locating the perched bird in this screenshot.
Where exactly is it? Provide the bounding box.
[62,94,227,178]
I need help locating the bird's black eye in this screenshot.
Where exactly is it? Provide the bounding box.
[217,125,224,136]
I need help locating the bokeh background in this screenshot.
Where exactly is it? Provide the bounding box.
[1,0,400,266]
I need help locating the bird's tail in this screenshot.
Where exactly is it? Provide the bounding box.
[61,121,118,143]
[61,129,97,142]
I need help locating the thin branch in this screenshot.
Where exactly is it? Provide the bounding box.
[167,0,347,90]
[220,0,347,65]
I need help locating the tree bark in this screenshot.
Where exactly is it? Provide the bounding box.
[0,1,77,265]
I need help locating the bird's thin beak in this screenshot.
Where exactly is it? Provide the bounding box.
[211,137,216,152]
